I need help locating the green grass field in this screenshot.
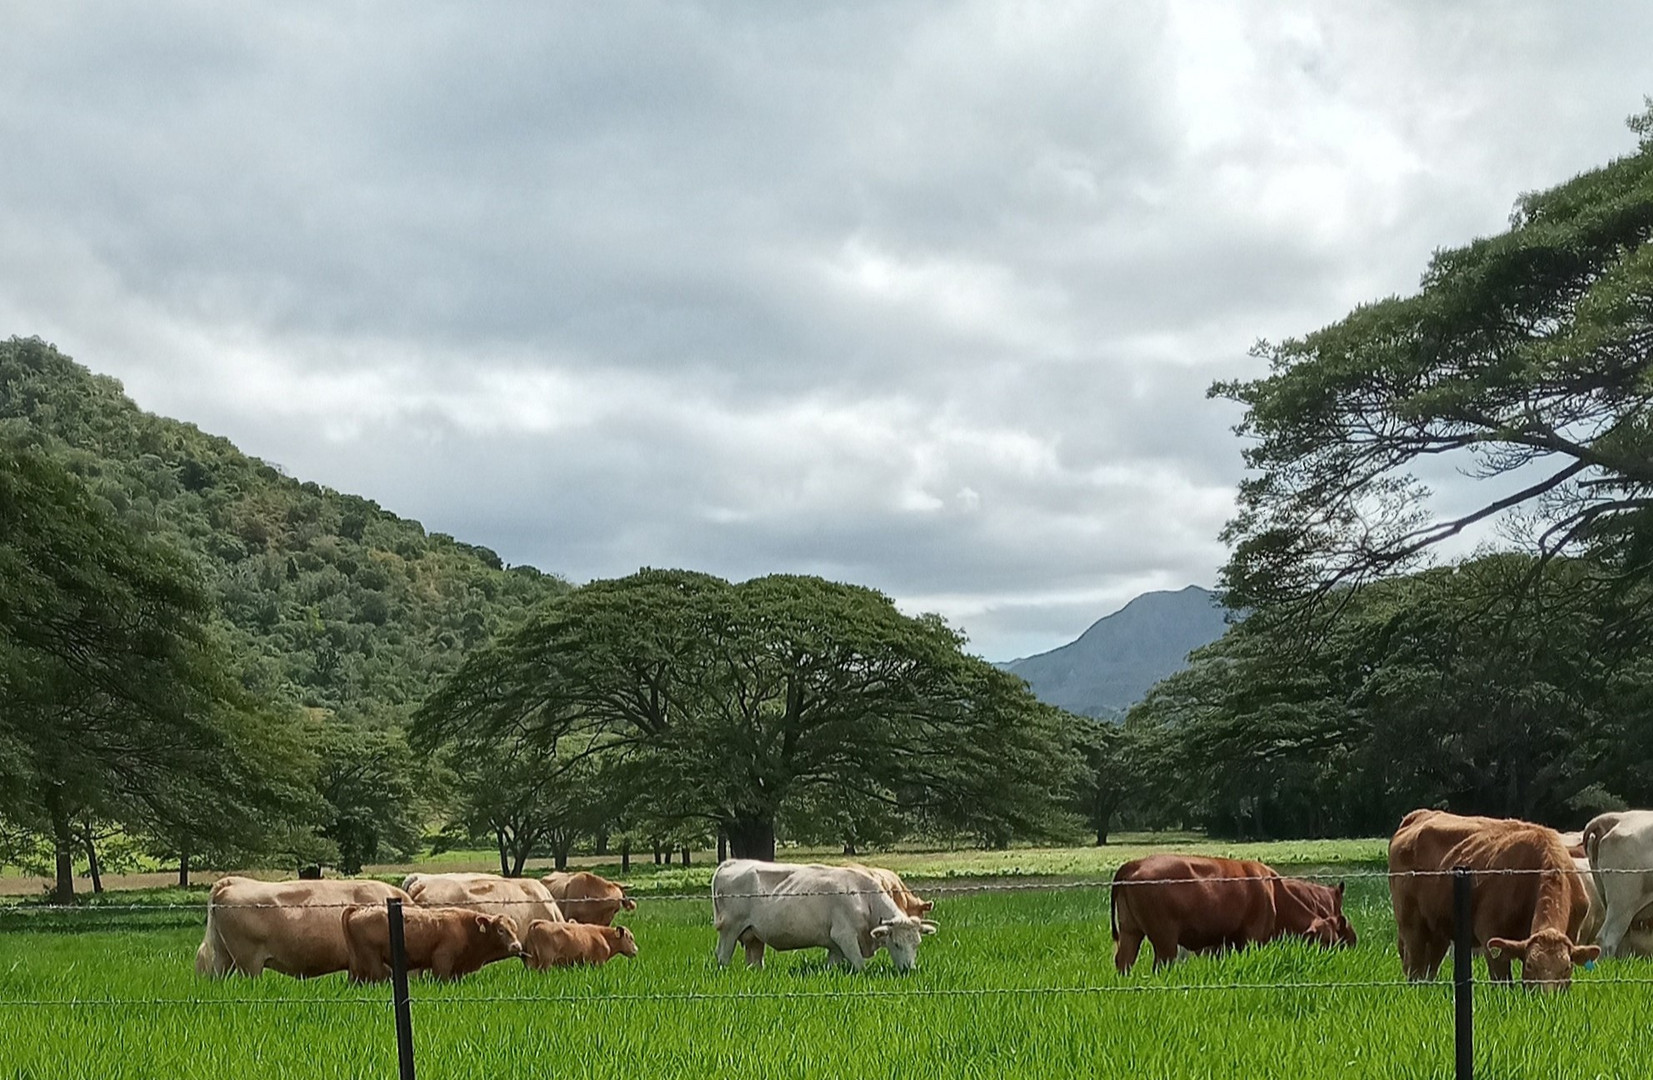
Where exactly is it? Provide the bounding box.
[0,841,1646,1079]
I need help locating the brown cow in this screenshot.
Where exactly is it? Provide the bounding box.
[523,919,639,968]
[196,876,411,979]
[541,871,636,925]
[1388,810,1598,990]
[342,904,523,982]
[1111,855,1354,972]
[845,864,935,917]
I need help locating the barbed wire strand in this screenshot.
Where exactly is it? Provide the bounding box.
[8,975,1653,1009]
[7,865,1653,913]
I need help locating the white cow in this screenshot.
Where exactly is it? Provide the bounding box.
[712,860,937,973]
[1582,811,1653,957]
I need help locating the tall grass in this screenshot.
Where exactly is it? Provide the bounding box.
[0,871,1645,1078]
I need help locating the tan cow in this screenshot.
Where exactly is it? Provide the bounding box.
[406,872,565,937]
[523,919,639,968]
[541,871,636,925]
[195,876,410,979]
[1388,810,1598,990]
[343,904,523,982]
[845,864,934,917]
[1573,852,1653,952]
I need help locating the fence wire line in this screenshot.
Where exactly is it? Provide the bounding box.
[10,975,1653,1009]
[8,865,1653,913]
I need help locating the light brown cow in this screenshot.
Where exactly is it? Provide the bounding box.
[845,864,934,917]
[523,919,639,968]
[342,904,523,982]
[195,876,411,979]
[1111,855,1354,973]
[1388,810,1598,990]
[406,872,565,937]
[541,871,636,925]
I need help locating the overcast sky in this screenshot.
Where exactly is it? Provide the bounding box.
[3,2,1648,660]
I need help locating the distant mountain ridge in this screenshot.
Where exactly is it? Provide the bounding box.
[1003,585,1230,717]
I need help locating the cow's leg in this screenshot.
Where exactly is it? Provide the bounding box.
[1148,933,1180,970]
[830,925,866,972]
[1415,936,1450,982]
[714,927,741,967]
[1595,889,1648,958]
[1113,929,1143,974]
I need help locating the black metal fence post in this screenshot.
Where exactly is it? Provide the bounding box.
[387,897,416,1080]
[1453,866,1474,1080]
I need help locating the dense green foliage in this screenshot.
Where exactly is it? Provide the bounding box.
[417,569,1079,859]
[5,866,1653,1079]
[1214,106,1653,611]
[0,439,319,899]
[0,338,569,878]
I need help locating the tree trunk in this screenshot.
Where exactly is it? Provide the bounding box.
[82,824,104,894]
[652,841,663,865]
[680,846,690,866]
[48,801,75,905]
[843,841,857,856]
[725,817,776,861]
[178,848,190,889]
[510,844,530,878]
[717,830,728,863]
[594,830,609,856]
[621,838,631,873]
[497,827,511,877]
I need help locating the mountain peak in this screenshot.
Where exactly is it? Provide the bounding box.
[1004,586,1228,717]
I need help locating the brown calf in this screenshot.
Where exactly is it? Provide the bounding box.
[523,919,639,968]
[1111,855,1354,972]
[1388,810,1598,990]
[342,905,523,982]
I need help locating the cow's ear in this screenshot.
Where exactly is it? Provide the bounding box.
[1335,882,1345,899]
[919,921,938,935]
[1572,944,1602,964]
[1486,937,1525,960]
[919,900,935,913]
[871,925,890,939]
[475,914,491,932]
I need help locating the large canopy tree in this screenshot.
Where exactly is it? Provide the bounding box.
[0,437,316,900]
[1215,105,1653,611]
[416,570,1074,859]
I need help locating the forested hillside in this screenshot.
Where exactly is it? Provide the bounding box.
[0,337,567,723]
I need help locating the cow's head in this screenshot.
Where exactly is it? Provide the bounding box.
[1487,929,1599,991]
[1305,914,1357,949]
[870,916,938,972]
[611,926,639,958]
[475,913,524,959]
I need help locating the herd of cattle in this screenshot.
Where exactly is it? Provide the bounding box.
[191,809,1653,990]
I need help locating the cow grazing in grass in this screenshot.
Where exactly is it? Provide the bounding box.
[196,876,410,979]
[405,872,564,937]
[540,871,636,926]
[1388,809,1597,990]
[1110,855,1354,973]
[1581,811,1653,958]
[524,920,638,968]
[342,904,522,982]
[712,860,937,973]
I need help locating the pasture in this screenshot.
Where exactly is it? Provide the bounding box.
[0,843,1648,1079]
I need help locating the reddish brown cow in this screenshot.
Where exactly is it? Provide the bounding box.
[1111,855,1354,972]
[523,919,639,968]
[541,872,637,925]
[342,905,523,983]
[1388,810,1598,990]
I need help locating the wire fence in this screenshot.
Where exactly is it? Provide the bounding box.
[4,866,1652,1079]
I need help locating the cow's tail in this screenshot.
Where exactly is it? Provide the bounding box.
[1582,813,1622,913]
[194,879,241,977]
[1110,874,1130,942]
[341,904,368,982]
